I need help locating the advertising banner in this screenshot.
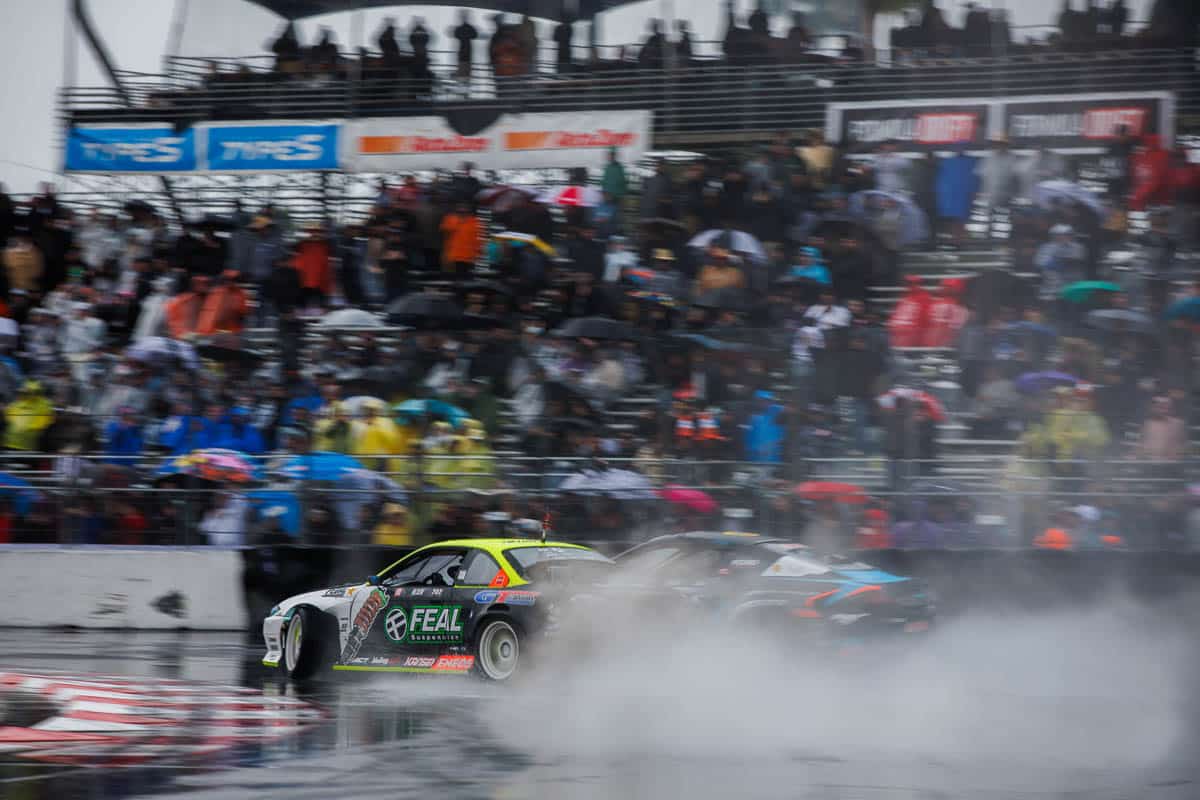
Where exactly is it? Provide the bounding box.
[827,99,993,151]
[342,110,652,172]
[827,92,1173,153]
[65,124,197,172]
[999,92,1173,150]
[202,122,340,171]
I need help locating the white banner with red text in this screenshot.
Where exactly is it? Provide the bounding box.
[340,110,652,172]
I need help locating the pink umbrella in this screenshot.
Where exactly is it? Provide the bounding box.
[537,185,603,208]
[658,485,718,514]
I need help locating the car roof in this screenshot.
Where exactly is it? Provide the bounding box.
[424,538,592,550]
[618,531,793,554]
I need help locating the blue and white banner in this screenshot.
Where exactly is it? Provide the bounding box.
[203,122,340,171]
[65,125,197,172]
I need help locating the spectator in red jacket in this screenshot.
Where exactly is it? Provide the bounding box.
[1129,135,1171,211]
[888,275,932,348]
[293,222,334,309]
[925,277,969,347]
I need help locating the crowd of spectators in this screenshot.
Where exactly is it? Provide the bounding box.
[1,107,1198,548]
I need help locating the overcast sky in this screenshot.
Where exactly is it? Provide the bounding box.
[0,0,1153,195]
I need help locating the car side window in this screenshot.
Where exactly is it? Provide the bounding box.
[659,549,721,585]
[383,554,437,585]
[459,551,502,586]
[384,551,464,586]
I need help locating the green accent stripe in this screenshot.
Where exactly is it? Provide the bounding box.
[262,659,279,667]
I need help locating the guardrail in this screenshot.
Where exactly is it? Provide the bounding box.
[63,47,1200,143]
[1,453,1193,548]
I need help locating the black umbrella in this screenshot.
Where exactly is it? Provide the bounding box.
[385,293,462,327]
[197,343,265,366]
[965,271,1035,316]
[1086,309,1156,335]
[693,287,752,312]
[639,217,688,231]
[458,279,515,297]
[543,378,596,405]
[552,316,637,341]
[456,312,509,331]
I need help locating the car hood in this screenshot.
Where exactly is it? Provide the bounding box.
[274,583,370,617]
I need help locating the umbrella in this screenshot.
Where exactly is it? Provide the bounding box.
[197,342,265,366]
[553,316,636,341]
[687,228,767,263]
[693,287,752,313]
[794,481,868,504]
[456,312,508,331]
[341,395,389,416]
[560,468,656,500]
[1015,371,1077,394]
[1032,180,1106,216]
[0,472,40,516]
[458,279,514,297]
[494,231,556,257]
[125,337,199,370]
[543,378,597,405]
[966,271,1035,317]
[1086,309,1156,334]
[315,308,383,330]
[876,387,946,422]
[476,185,538,214]
[537,185,602,208]
[847,190,930,247]
[276,452,365,482]
[1164,297,1200,322]
[668,332,754,352]
[247,488,301,536]
[1060,281,1121,304]
[658,484,718,514]
[156,449,262,484]
[385,293,462,327]
[393,398,469,426]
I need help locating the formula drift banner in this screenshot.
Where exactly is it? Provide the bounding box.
[342,110,652,172]
[65,124,197,172]
[203,121,339,171]
[827,92,1173,152]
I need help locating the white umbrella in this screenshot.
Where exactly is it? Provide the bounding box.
[125,337,199,370]
[848,190,931,247]
[340,395,389,417]
[1032,180,1107,216]
[315,308,383,330]
[687,229,767,263]
[560,468,656,500]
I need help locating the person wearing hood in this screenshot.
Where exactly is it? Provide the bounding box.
[1130,134,1171,211]
[888,275,932,348]
[196,270,249,335]
[292,222,333,309]
[1035,224,1085,300]
[745,390,785,464]
[925,277,969,347]
[350,403,405,471]
[132,275,175,341]
[935,146,979,248]
[4,380,54,451]
[102,406,145,465]
[212,407,267,454]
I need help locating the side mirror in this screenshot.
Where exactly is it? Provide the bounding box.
[367,574,381,586]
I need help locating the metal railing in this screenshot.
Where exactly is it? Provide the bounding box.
[0,453,1193,550]
[63,47,1200,143]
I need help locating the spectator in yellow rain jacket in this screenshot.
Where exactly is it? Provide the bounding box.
[350,404,405,471]
[373,502,414,546]
[312,402,352,453]
[452,418,496,490]
[5,380,55,451]
[423,421,457,488]
[1044,388,1110,462]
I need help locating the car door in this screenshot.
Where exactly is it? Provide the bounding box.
[373,548,469,663]
[443,549,510,656]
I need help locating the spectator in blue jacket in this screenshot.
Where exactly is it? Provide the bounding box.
[159,403,216,454]
[103,407,145,466]
[212,407,267,454]
[745,390,786,463]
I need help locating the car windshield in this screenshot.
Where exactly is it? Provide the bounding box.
[504,546,612,579]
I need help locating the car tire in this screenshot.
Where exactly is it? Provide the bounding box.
[473,618,522,682]
[282,607,328,681]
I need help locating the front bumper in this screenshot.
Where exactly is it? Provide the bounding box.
[262,613,286,667]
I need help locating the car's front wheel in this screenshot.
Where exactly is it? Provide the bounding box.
[282,607,329,681]
[474,618,521,682]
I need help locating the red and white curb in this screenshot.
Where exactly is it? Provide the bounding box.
[0,671,324,766]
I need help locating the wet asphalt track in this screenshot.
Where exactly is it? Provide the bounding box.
[1,617,1199,800]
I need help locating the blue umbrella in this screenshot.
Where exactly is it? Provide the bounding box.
[393,399,469,426]
[0,472,40,516]
[1164,297,1200,322]
[247,489,301,536]
[1015,371,1078,394]
[848,190,930,247]
[276,452,365,481]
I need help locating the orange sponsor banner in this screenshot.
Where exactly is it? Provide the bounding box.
[503,129,638,151]
[358,134,490,155]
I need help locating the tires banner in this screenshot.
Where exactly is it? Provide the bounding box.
[827,92,1173,152]
[202,121,340,172]
[340,110,652,172]
[65,124,198,172]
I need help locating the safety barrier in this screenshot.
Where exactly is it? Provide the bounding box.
[62,47,1200,143]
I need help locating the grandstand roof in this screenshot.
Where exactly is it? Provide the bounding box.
[245,0,629,21]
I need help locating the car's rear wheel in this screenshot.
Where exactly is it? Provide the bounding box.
[474,618,521,682]
[283,607,328,681]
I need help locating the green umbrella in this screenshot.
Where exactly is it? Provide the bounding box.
[1060,281,1121,304]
